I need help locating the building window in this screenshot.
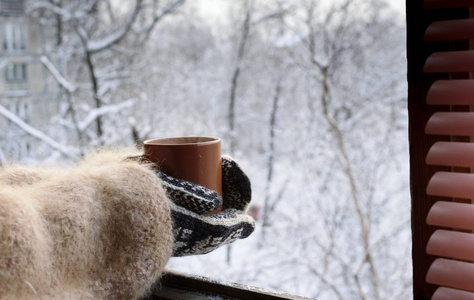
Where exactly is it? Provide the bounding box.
[0,0,24,16]
[3,21,27,52]
[11,100,29,122]
[5,63,28,91]
[6,99,30,129]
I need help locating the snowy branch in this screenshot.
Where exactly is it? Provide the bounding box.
[0,104,80,160]
[26,1,72,21]
[78,99,136,132]
[87,0,142,53]
[40,56,76,93]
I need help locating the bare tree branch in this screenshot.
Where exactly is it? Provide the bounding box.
[138,0,186,45]
[261,78,282,242]
[75,23,104,140]
[250,8,292,27]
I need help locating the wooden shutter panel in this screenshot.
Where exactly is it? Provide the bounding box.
[407,0,474,299]
[426,80,474,105]
[415,1,474,299]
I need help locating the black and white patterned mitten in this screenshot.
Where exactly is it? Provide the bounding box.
[159,155,255,257]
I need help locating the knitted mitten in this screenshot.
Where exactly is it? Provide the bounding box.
[158,155,255,256]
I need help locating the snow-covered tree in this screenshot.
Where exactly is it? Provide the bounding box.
[21,0,186,156]
[167,1,410,299]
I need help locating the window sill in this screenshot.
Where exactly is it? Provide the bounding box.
[146,269,314,300]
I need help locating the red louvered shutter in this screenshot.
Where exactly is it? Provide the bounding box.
[408,1,474,299]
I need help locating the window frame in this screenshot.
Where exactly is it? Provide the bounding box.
[4,62,28,91]
[2,21,27,52]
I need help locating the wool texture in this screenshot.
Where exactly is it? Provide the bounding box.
[160,155,255,256]
[0,149,174,299]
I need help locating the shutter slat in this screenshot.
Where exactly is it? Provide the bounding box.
[426,258,474,292]
[427,172,474,199]
[424,51,474,73]
[425,19,474,41]
[423,0,474,9]
[426,201,474,230]
[427,230,474,261]
[417,2,474,299]
[432,287,474,300]
[427,80,474,105]
[425,112,474,136]
[426,142,474,167]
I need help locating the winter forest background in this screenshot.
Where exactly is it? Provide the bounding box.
[0,0,409,299]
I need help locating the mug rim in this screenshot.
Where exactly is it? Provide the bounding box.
[144,136,220,146]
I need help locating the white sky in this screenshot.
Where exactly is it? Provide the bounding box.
[194,0,230,23]
[388,0,406,13]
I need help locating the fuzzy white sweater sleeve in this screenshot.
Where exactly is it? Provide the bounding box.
[0,149,174,300]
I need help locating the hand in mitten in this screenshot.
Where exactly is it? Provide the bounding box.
[158,155,255,256]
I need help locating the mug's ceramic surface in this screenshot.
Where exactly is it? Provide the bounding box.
[144,137,222,197]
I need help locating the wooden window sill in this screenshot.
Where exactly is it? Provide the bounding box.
[145,269,314,300]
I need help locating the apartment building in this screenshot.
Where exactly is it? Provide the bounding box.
[0,0,58,160]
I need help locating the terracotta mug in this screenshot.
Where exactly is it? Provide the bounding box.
[143,137,222,213]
